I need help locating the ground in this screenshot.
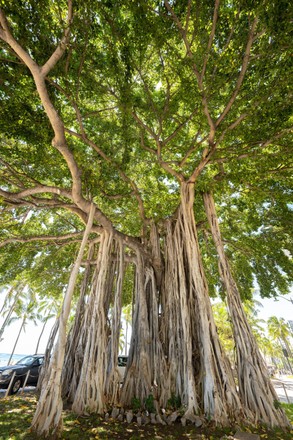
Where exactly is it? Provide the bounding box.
[0,392,292,440]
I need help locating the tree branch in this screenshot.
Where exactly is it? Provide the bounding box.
[0,232,84,249]
[40,0,73,77]
[201,0,220,80]
[216,18,258,127]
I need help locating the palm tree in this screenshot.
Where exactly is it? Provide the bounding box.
[267,316,293,374]
[7,293,39,365]
[0,282,25,343]
[34,298,61,354]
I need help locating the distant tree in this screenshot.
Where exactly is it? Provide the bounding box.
[7,292,39,365]
[268,316,293,374]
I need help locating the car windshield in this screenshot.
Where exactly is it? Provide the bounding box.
[16,356,36,366]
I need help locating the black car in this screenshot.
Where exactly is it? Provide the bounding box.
[0,354,44,395]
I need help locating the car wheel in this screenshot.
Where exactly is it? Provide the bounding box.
[9,378,22,395]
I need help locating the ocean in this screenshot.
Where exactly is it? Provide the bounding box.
[0,353,27,367]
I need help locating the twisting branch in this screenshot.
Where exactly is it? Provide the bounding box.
[0,185,72,200]
[41,0,73,77]
[65,128,149,225]
[0,232,84,249]
[0,5,86,214]
[201,0,220,80]
[164,1,215,141]
[216,17,258,127]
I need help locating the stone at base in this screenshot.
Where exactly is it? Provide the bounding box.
[126,410,133,423]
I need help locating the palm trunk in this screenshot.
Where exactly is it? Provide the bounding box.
[30,204,95,439]
[0,289,22,342]
[203,191,290,427]
[35,310,52,354]
[7,318,25,365]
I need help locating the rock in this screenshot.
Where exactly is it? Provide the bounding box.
[136,416,142,426]
[126,410,133,424]
[233,431,260,440]
[184,413,203,427]
[142,414,150,425]
[167,410,179,425]
[111,407,120,419]
[181,416,187,427]
[150,413,157,424]
[194,416,203,428]
[156,413,167,425]
[117,414,124,422]
[104,413,109,421]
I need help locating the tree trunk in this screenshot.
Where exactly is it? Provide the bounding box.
[7,318,25,365]
[104,239,124,406]
[71,230,115,414]
[203,191,290,427]
[160,183,241,423]
[35,309,52,354]
[121,222,167,408]
[36,317,59,394]
[30,204,95,439]
[61,244,95,401]
[0,288,22,343]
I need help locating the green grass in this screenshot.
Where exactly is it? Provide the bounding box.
[0,394,292,440]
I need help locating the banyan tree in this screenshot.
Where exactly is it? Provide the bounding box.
[0,0,292,437]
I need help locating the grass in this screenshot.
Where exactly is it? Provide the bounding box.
[0,393,292,440]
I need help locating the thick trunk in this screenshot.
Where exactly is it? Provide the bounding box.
[71,231,116,414]
[203,191,290,427]
[30,204,95,438]
[104,239,124,406]
[121,224,167,407]
[61,244,95,401]
[161,183,241,423]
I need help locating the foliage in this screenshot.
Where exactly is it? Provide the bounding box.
[0,0,292,432]
[0,0,292,306]
[167,393,182,411]
[144,394,155,413]
[130,397,141,412]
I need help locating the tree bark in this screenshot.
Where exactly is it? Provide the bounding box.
[203,191,290,427]
[71,231,115,414]
[161,182,241,423]
[61,244,95,401]
[30,204,95,438]
[121,225,167,408]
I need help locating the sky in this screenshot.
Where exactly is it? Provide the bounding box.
[0,293,292,357]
